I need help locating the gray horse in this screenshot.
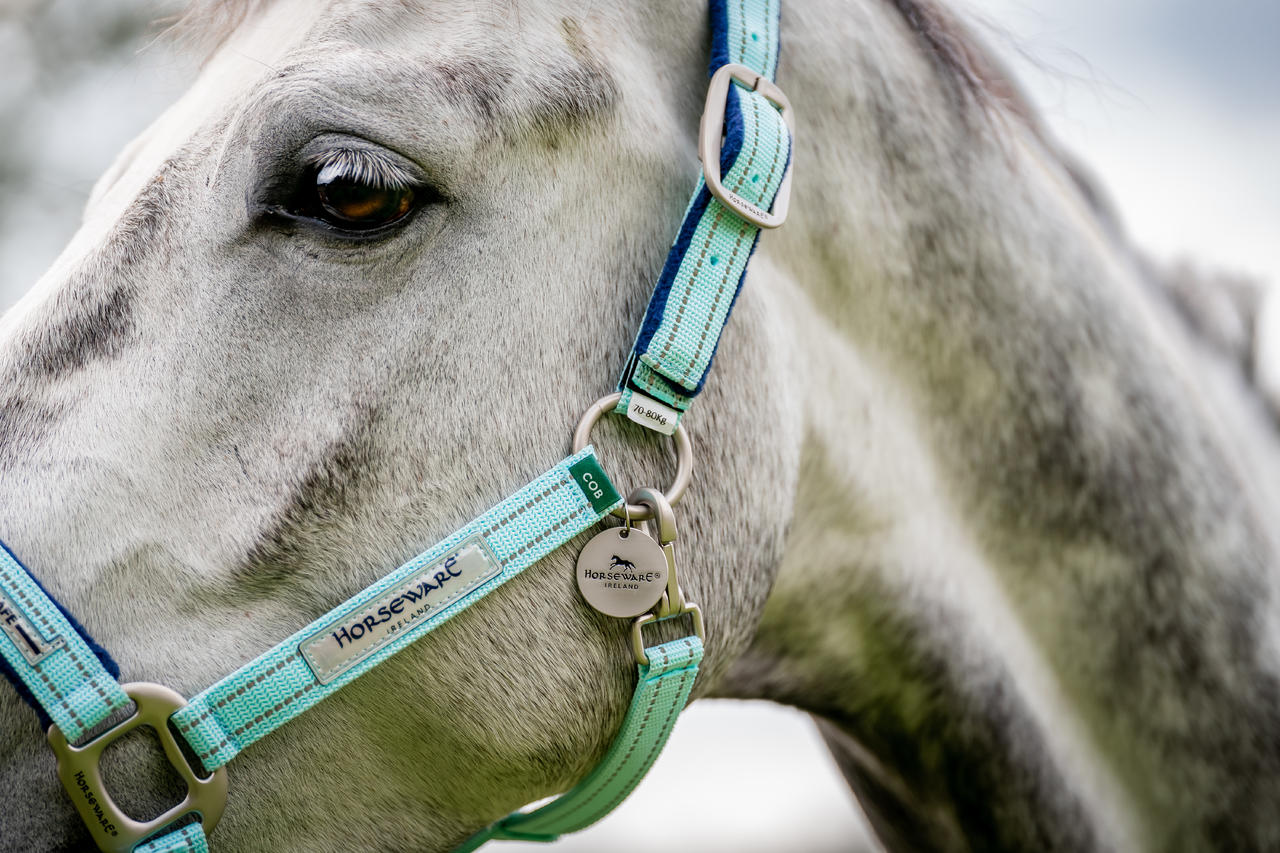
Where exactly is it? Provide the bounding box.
[3,0,1279,851]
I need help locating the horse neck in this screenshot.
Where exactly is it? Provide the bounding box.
[718,2,1280,850]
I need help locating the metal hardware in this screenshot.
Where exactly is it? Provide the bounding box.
[576,525,669,618]
[47,682,228,853]
[632,603,705,667]
[698,62,794,229]
[625,487,703,665]
[572,392,693,522]
[629,487,686,615]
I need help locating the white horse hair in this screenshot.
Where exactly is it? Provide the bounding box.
[3,1,1280,850]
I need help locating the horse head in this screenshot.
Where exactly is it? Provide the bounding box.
[4,1,1280,851]
[0,2,794,848]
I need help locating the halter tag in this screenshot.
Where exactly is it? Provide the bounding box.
[624,392,680,436]
[575,527,668,618]
[299,539,499,684]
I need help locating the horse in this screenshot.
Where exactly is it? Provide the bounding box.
[3,0,1280,850]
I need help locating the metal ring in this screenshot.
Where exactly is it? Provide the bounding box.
[572,392,693,521]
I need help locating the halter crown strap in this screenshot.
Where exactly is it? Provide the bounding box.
[616,0,791,434]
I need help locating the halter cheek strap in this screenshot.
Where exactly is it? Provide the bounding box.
[616,0,791,436]
[0,0,788,849]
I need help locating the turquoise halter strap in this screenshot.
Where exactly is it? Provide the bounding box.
[171,448,619,769]
[0,0,789,849]
[615,0,791,436]
[0,541,131,743]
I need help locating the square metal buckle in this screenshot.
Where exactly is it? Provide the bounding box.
[47,682,228,853]
[697,63,795,229]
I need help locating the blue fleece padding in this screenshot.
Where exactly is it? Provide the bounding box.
[0,538,122,725]
[708,0,733,74]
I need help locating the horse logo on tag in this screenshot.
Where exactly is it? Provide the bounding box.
[575,527,668,618]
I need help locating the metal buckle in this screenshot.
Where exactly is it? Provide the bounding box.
[47,682,228,853]
[698,62,795,229]
[632,603,705,667]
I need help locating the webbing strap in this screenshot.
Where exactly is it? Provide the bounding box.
[171,447,622,771]
[135,824,209,853]
[456,636,703,851]
[616,0,789,427]
[0,541,131,743]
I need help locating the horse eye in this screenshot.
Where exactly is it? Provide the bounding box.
[310,171,416,229]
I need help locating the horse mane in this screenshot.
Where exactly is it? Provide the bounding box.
[167,0,271,55]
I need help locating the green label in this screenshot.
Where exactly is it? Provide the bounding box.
[568,454,622,515]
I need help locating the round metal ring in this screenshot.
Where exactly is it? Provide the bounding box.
[572,392,693,521]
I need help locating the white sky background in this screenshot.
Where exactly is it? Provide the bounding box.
[0,1,1276,851]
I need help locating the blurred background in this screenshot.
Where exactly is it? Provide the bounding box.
[0,0,1275,851]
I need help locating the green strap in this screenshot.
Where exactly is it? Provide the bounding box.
[457,636,703,851]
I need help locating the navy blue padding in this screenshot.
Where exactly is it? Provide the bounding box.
[707,0,734,75]
[0,538,122,725]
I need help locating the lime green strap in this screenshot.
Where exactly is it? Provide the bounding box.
[457,636,703,851]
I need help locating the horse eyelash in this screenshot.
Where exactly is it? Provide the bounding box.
[306,148,419,189]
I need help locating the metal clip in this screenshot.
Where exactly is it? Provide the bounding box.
[627,487,704,666]
[630,487,685,616]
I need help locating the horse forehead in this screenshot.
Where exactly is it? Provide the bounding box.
[85,0,328,227]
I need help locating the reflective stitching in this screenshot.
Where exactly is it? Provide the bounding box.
[213,505,583,749]
[575,642,697,824]
[530,641,698,830]
[508,506,587,560]
[184,480,591,762]
[659,93,780,385]
[483,478,568,540]
[230,682,316,738]
[680,98,786,383]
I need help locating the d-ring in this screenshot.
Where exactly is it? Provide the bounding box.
[572,392,693,521]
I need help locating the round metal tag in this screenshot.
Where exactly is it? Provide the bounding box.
[575,527,668,618]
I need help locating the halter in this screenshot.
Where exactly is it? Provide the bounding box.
[0,2,793,849]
